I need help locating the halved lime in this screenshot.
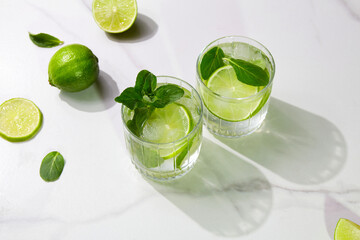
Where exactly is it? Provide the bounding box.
[335,218,360,240]
[203,65,261,121]
[92,0,137,33]
[141,103,191,159]
[0,98,42,142]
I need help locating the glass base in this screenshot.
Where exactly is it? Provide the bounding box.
[204,101,270,138]
[131,145,201,182]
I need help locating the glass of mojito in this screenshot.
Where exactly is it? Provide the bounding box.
[196,36,275,137]
[119,71,203,181]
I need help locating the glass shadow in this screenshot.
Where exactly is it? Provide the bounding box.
[216,98,347,185]
[59,70,119,112]
[149,138,272,237]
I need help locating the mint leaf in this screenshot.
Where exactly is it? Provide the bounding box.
[135,70,156,95]
[200,46,225,80]
[127,106,154,136]
[114,87,143,110]
[151,84,184,108]
[40,151,65,182]
[29,32,64,48]
[224,57,269,86]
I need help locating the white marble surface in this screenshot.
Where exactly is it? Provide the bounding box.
[1,0,360,239]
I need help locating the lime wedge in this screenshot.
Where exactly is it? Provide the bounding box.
[92,0,137,33]
[0,98,42,142]
[141,103,191,159]
[335,218,360,240]
[203,65,261,121]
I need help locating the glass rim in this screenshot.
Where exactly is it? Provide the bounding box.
[121,75,203,146]
[196,35,276,101]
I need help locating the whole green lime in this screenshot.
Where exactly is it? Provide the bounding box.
[48,44,99,92]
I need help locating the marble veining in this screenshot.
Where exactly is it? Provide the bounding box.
[25,0,82,41]
[340,0,360,20]
[0,0,360,239]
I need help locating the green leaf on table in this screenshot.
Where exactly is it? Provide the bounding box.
[114,87,143,110]
[40,151,65,182]
[151,84,184,108]
[115,70,185,137]
[135,70,157,95]
[200,46,225,80]
[223,57,269,86]
[29,32,64,48]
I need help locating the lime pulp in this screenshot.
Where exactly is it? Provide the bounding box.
[141,103,191,159]
[92,0,138,33]
[335,218,360,240]
[0,98,42,142]
[203,65,263,121]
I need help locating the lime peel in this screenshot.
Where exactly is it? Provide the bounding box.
[48,44,99,92]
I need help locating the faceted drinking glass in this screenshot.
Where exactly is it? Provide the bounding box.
[122,76,203,181]
[196,36,275,137]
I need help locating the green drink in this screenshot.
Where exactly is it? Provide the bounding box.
[118,73,203,181]
[196,36,275,137]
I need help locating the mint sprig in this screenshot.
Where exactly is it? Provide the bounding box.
[115,70,185,136]
[200,46,269,86]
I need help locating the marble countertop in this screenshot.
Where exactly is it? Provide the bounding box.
[1,0,360,239]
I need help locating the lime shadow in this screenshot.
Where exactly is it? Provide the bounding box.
[105,14,158,43]
[59,70,119,112]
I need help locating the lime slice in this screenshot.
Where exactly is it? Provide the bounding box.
[335,218,360,240]
[203,65,261,121]
[207,65,259,98]
[92,0,137,33]
[0,98,42,142]
[141,103,191,159]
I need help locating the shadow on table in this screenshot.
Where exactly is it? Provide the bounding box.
[59,70,119,112]
[105,14,158,43]
[324,195,360,238]
[215,98,347,185]
[149,138,273,237]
